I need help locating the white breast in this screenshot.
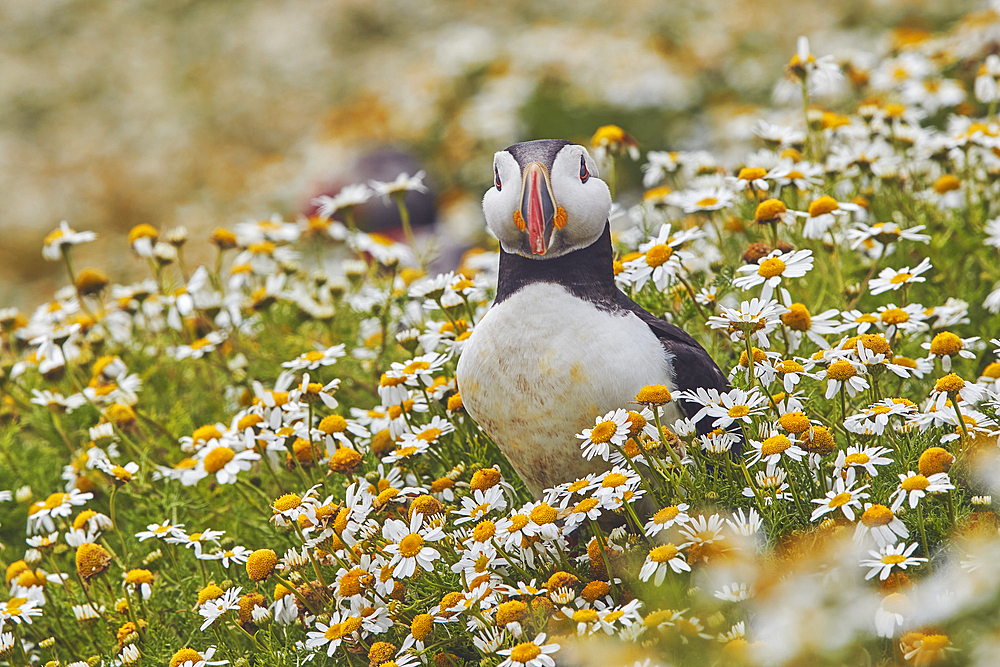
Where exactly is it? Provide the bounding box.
[456,282,677,497]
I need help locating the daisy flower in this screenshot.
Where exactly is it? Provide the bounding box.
[644,503,690,537]
[847,221,930,250]
[497,633,560,667]
[868,257,932,296]
[562,493,612,532]
[889,472,954,511]
[746,433,806,468]
[818,358,869,399]
[667,186,736,214]
[42,221,97,261]
[810,478,870,522]
[715,582,754,602]
[678,513,727,550]
[844,399,917,435]
[701,388,768,430]
[166,647,227,667]
[922,331,978,371]
[854,504,909,547]
[305,609,362,656]
[801,195,861,239]
[860,542,927,581]
[639,543,690,585]
[875,303,929,338]
[726,508,762,537]
[780,302,844,352]
[198,586,241,631]
[212,546,251,569]
[834,445,894,480]
[577,409,630,461]
[135,520,184,542]
[197,442,260,485]
[166,528,225,557]
[370,171,429,200]
[733,249,813,300]
[707,297,787,349]
[313,183,373,218]
[930,373,986,409]
[453,486,507,525]
[621,224,703,291]
[281,344,346,370]
[382,513,445,579]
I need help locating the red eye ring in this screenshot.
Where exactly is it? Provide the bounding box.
[580,155,590,183]
[494,166,502,191]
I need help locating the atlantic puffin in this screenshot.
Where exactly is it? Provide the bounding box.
[455,139,733,498]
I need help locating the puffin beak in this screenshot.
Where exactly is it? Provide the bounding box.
[519,162,557,255]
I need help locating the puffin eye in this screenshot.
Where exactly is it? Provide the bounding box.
[494,166,502,191]
[580,155,590,183]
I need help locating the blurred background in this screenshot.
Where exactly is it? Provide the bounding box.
[0,0,981,308]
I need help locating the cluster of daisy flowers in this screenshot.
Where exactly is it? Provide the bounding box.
[3,12,1000,667]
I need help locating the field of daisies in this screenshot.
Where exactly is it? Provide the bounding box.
[4,9,1000,667]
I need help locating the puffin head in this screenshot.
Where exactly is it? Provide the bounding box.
[483,139,611,259]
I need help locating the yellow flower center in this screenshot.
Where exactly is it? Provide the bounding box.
[728,405,750,419]
[398,533,424,558]
[880,308,909,325]
[757,257,786,279]
[845,452,870,465]
[573,498,599,514]
[778,412,810,433]
[472,520,495,543]
[890,272,913,285]
[861,504,894,527]
[929,332,962,357]
[415,427,442,442]
[273,493,302,513]
[808,196,839,217]
[509,642,542,664]
[645,244,674,268]
[649,544,680,563]
[411,613,434,641]
[918,447,954,476]
[170,649,203,667]
[635,384,672,405]
[781,303,811,331]
[191,424,222,443]
[203,447,235,474]
[508,515,529,532]
[933,174,961,194]
[901,475,930,491]
[529,503,558,525]
[881,554,907,565]
[319,415,348,434]
[828,492,852,508]
[243,549,276,581]
[602,473,628,489]
[760,434,791,456]
[738,167,767,181]
[589,420,618,444]
[696,197,719,208]
[919,634,951,651]
[934,374,965,393]
[653,506,680,524]
[827,360,857,381]
[573,608,600,623]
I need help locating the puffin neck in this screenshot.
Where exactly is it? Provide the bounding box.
[494,222,619,307]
